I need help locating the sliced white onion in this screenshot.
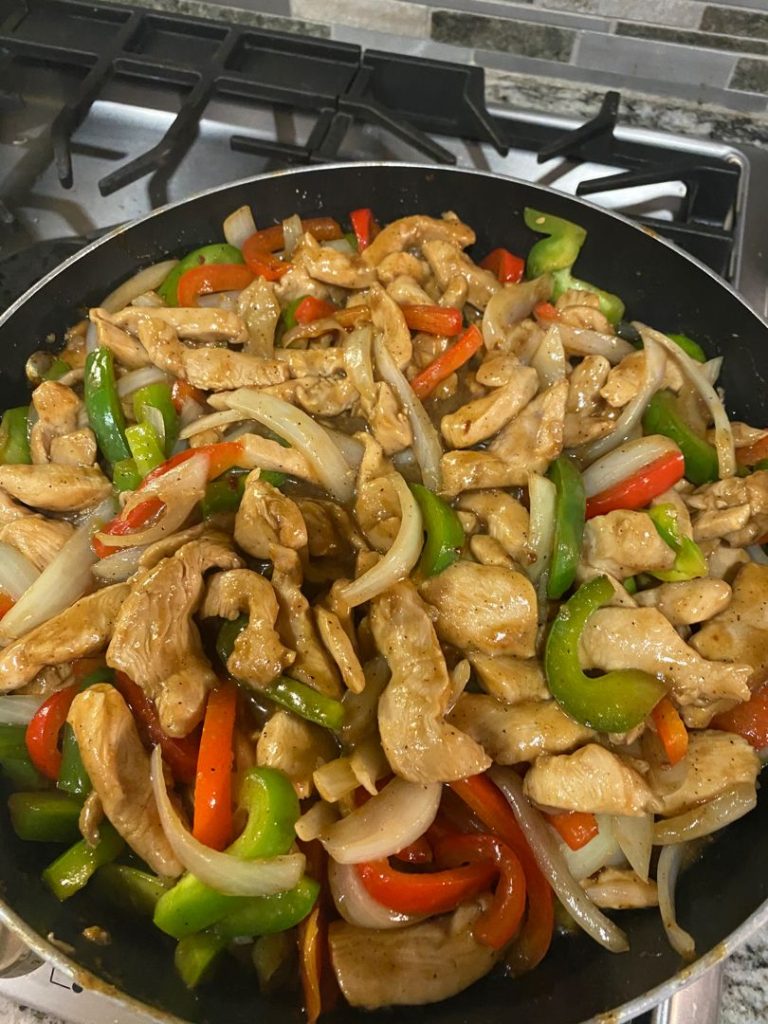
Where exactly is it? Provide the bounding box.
[313,757,359,804]
[223,205,257,250]
[179,409,247,440]
[373,331,442,491]
[531,324,567,386]
[150,746,304,894]
[0,542,40,599]
[92,545,146,583]
[344,325,376,408]
[179,398,206,431]
[653,784,756,845]
[328,859,423,930]
[0,497,117,641]
[702,356,723,386]
[657,843,695,960]
[554,323,635,365]
[482,277,551,351]
[216,389,354,503]
[559,815,622,882]
[613,814,653,882]
[636,324,735,479]
[117,366,172,399]
[324,428,364,472]
[578,334,666,464]
[338,474,422,608]
[0,695,43,725]
[101,260,179,314]
[295,800,338,843]
[197,291,240,311]
[490,767,629,953]
[526,471,556,584]
[282,214,304,258]
[320,776,441,865]
[85,321,98,354]
[144,405,166,449]
[581,435,682,499]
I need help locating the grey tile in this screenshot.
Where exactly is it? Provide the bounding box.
[96,0,329,34]
[574,30,736,87]
[732,57,768,94]
[431,10,574,61]
[330,22,474,64]
[535,0,703,30]
[199,0,290,13]
[616,22,768,57]
[702,5,768,39]
[431,0,611,32]
[292,0,429,38]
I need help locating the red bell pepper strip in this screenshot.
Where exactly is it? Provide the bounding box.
[450,773,554,974]
[142,441,245,489]
[241,243,290,282]
[91,496,164,559]
[480,248,525,284]
[294,296,337,325]
[410,324,484,400]
[393,835,433,865]
[355,856,496,916]
[193,684,237,851]
[171,379,206,413]
[533,301,559,322]
[349,209,374,252]
[244,218,343,255]
[176,264,254,308]
[434,832,526,950]
[25,684,80,780]
[736,434,768,467]
[585,450,686,519]
[113,672,200,784]
[545,811,599,851]
[0,593,14,620]
[712,680,768,750]
[400,304,463,337]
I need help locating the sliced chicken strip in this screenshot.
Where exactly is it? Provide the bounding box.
[449,695,594,764]
[0,464,111,513]
[262,376,357,418]
[582,868,658,910]
[256,709,337,799]
[600,350,682,408]
[524,744,658,816]
[236,432,318,484]
[440,367,539,449]
[469,654,550,705]
[49,429,98,467]
[297,498,364,560]
[686,471,768,548]
[0,516,73,571]
[361,214,475,268]
[236,277,280,357]
[370,582,490,784]
[29,381,82,465]
[422,239,499,310]
[112,305,248,344]
[90,309,151,369]
[68,684,181,877]
[272,347,346,378]
[201,569,294,688]
[692,563,768,687]
[457,490,530,565]
[634,579,732,625]
[579,510,675,581]
[368,284,412,368]
[316,606,365,694]
[234,473,307,560]
[295,233,375,290]
[353,435,401,552]
[367,382,412,455]
[385,275,433,307]
[376,252,429,286]
[649,730,759,817]
[0,584,129,691]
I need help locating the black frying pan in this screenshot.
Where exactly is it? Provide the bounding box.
[0,163,766,1024]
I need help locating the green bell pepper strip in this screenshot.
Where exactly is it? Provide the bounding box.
[133,383,179,456]
[153,766,300,939]
[623,576,638,595]
[551,268,625,325]
[265,677,344,731]
[42,823,124,901]
[158,244,245,307]
[42,358,72,382]
[0,407,31,465]
[410,483,464,577]
[546,456,586,600]
[667,332,706,363]
[202,471,248,519]
[642,390,719,486]
[0,724,29,761]
[92,864,171,917]
[175,931,226,989]
[1,758,47,789]
[8,791,83,843]
[524,208,587,277]
[57,723,90,797]
[112,457,142,493]
[545,575,666,731]
[647,504,707,582]
[84,347,131,465]
[125,421,165,478]
[281,296,306,331]
[216,613,249,667]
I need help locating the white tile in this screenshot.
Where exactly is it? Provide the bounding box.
[535,0,704,29]
[292,0,430,37]
[573,30,736,87]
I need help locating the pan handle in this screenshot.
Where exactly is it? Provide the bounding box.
[650,962,725,1024]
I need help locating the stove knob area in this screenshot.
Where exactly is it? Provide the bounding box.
[0,925,43,977]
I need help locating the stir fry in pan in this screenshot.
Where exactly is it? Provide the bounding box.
[0,202,766,1015]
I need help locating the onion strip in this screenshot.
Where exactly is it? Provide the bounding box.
[653,784,756,846]
[0,542,40,599]
[527,471,557,584]
[0,695,43,725]
[338,474,422,608]
[613,814,653,882]
[92,545,146,583]
[581,435,681,498]
[554,323,635,365]
[223,205,257,250]
[329,859,423,930]
[100,260,178,314]
[117,366,172,399]
[657,843,695,960]
[490,766,629,953]
[150,746,304,895]
[179,409,247,440]
[344,326,376,408]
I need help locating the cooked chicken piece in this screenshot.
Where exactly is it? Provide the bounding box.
[422,239,499,310]
[686,471,768,547]
[68,684,181,877]
[440,381,568,496]
[367,284,412,368]
[271,546,342,698]
[201,569,294,688]
[524,743,657,816]
[650,730,759,816]
[634,579,732,625]
[0,584,129,687]
[376,252,430,286]
[439,274,469,309]
[48,429,98,467]
[234,473,307,560]
[78,790,103,848]
[555,290,614,335]
[295,232,376,290]
[457,490,530,565]
[692,563,768,686]
[112,305,248,344]
[272,347,347,378]
[579,606,752,726]
[469,654,549,704]
[701,539,750,581]
[411,330,449,370]
[138,523,209,570]
[600,350,683,408]
[582,868,658,910]
[475,353,524,388]
[107,537,241,737]
[316,606,365,694]
[263,376,357,418]
[353,435,401,552]
[256,709,337,799]
[563,413,615,448]
[235,432,317,484]
[135,318,288,392]
[371,583,490,783]
[274,261,331,304]
[90,309,151,368]
[329,899,499,1010]
[469,535,517,569]
[449,695,594,764]
[236,277,280,357]
[580,511,675,581]
[385,275,434,307]
[482,279,551,353]
[366,382,412,455]
[361,214,475,268]
[440,367,539,449]
[29,381,83,465]
[567,355,611,414]
[0,464,111,513]
[297,499,363,560]
[0,516,73,571]
[0,489,33,524]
